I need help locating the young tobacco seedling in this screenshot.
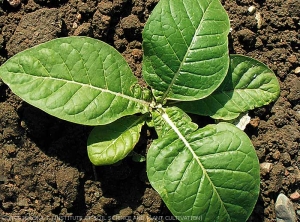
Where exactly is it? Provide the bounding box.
[0,0,279,221]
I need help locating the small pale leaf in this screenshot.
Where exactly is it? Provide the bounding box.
[148,107,260,222]
[142,0,230,102]
[87,115,145,166]
[0,36,150,125]
[177,54,280,120]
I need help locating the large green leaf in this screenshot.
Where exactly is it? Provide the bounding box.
[87,115,146,166]
[148,107,260,222]
[0,37,151,125]
[176,55,280,120]
[142,0,230,103]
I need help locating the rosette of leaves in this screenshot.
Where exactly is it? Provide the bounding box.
[0,0,280,221]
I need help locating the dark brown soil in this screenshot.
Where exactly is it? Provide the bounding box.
[0,0,299,221]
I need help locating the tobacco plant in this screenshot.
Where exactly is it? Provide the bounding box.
[0,0,280,221]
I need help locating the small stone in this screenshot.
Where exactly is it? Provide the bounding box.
[94,191,100,198]
[275,193,297,222]
[7,0,21,7]
[260,162,272,174]
[288,55,298,64]
[20,120,26,128]
[273,150,281,160]
[76,13,82,21]
[295,67,300,74]
[290,191,300,201]
[248,6,256,15]
[255,12,263,29]
[72,22,78,29]
[235,113,251,130]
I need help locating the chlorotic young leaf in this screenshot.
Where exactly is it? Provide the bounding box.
[176,54,280,120]
[142,0,230,103]
[148,107,260,222]
[0,36,151,125]
[87,115,146,166]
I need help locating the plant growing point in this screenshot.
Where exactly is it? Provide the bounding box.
[0,0,280,221]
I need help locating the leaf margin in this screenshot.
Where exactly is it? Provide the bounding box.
[0,36,151,126]
[147,106,260,222]
[175,54,280,120]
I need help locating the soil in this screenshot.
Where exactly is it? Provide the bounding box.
[0,0,299,221]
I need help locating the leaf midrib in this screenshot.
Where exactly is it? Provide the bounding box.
[14,73,150,106]
[159,107,229,217]
[160,0,213,103]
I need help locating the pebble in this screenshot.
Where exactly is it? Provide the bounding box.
[290,191,300,201]
[255,12,263,29]
[288,55,298,64]
[248,6,256,15]
[76,13,82,21]
[275,193,297,222]
[94,191,100,198]
[7,0,21,7]
[234,113,251,130]
[72,22,78,29]
[260,162,272,174]
[295,67,300,74]
[272,150,281,160]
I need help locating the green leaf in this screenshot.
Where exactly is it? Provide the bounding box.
[148,107,260,222]
[87,115,146,166]
[142,0,230,103]
[0,36,151,125]
[151,106,198,138]
[177,54,280,120]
